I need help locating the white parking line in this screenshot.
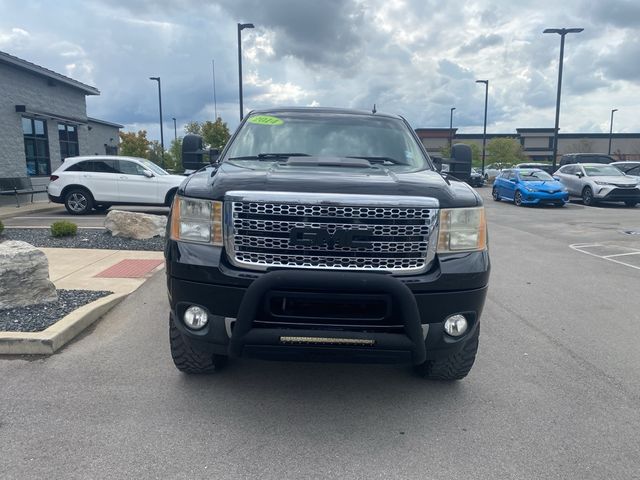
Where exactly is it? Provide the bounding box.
[570,244,640,271]
[603,252,640,258]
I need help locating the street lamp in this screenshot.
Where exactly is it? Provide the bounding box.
[543,27,584,168]
[237,22,254,121]
[149,76,165,168]
[172,117,177,143]
[608,108,618,155]
[476,80,489,175]
[449,107,456,151]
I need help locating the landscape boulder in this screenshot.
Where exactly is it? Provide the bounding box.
[0,240,58,309]
[104,210,167,240]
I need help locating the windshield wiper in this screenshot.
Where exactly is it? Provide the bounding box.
[228,153,311,161]
[346,155,405,165]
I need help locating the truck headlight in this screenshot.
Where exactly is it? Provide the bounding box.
[170,196,223,246]
[437,207,487,253]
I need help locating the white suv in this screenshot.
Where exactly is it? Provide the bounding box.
[48,156,186,215]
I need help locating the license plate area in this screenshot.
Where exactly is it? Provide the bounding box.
[265,291,392,323]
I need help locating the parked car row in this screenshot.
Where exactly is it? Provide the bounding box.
[492,164,640,207]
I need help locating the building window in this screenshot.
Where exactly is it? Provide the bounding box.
[105,144,118,155]
[22,117,50,176]
[58,123,79,160]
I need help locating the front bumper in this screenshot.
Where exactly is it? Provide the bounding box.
[167,243,489,365]
[521,190,569,204]
[596,187,640,201]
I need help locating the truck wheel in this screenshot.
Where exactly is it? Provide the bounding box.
[415,325,479,381]
[169,315,227,374]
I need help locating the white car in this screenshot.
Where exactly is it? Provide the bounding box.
[554,163,640,207]
[48,156,186,215]
[611,161,640,181]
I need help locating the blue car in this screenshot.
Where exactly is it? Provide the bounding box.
[492,168,569,206]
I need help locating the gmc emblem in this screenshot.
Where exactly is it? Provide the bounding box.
[289,227,374,248]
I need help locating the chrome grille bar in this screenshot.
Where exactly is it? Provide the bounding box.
[224,191,439,275]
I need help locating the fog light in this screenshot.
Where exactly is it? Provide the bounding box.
[184,306,208,330]
[444,314,468,337]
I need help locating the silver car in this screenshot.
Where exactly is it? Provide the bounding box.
[611,161,640,182]
[554,163,640,207]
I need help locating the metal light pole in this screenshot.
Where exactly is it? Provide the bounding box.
[449,107,456,152]
[172,117,177,142]
[543,27,584,168]
[608,108,618,155]
[476,80,488,174]
[237,22,254,121]
[149,76,165,168]
[212,59,218,120]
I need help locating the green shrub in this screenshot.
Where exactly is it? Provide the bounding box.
[0,220,4,235]
[51,220,78,237]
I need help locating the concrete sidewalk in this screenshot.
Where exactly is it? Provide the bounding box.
[0,247,164,354]
[0,201,65,220]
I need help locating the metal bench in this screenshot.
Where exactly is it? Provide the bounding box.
[0,177,48,207]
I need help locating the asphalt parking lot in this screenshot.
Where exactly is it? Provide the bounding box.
[1,188,639,479]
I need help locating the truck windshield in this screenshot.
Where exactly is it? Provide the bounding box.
[224,112,429,170]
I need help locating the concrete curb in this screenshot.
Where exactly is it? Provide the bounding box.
[0,292,128,355]
[0,204,64,221]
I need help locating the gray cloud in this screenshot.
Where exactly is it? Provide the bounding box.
[458,34,503,55]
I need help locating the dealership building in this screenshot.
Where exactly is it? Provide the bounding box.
[0,50,122,204]
[416,128,640,163]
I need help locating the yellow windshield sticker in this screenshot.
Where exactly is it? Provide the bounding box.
[248,115,284,126]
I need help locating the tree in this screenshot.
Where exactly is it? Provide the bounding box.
[169,138,184,173]
[183,118,231,150]
[202,118,231,150]
[485,137,528,165]
[119,130,150,158]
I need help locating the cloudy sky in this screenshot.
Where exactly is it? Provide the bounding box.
[1,0,639,142]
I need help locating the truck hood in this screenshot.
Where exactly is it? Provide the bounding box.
[179,160,481,208]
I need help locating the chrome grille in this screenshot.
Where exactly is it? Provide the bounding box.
[224,191,439,274]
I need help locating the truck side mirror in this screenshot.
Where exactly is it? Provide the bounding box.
[209,148,220,164]
[448,144,472,182]
[182,134,207,171]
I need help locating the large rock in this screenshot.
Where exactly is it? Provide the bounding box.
[104,210,167,240]
[0,241,58,309]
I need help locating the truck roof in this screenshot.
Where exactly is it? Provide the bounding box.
[247,106,402,120]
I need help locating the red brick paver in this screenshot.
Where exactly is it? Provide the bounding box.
[95,259,164,278]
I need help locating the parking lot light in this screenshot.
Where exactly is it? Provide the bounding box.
[609,109,618,155]
[543,27,584,169]
[238,22,255,121]
[476,80,489,175]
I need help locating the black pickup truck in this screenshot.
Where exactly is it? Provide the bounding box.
[165,108,489,380]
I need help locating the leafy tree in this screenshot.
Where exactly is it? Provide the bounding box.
[119,130,150,158]
[169,138,184,173]
[202,118,231,150]
[184,118,231,150]
[486,137,528,165]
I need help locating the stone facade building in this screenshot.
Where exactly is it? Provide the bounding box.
[0,51,121,203]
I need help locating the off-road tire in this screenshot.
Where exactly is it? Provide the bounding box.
[64,188,94,215]
[169,315,227,374]
[415,325,480,380]
[492,187,501,201]
[582,186,595,206]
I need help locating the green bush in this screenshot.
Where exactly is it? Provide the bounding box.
[0,220,4,235]
[51,220,78,237]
